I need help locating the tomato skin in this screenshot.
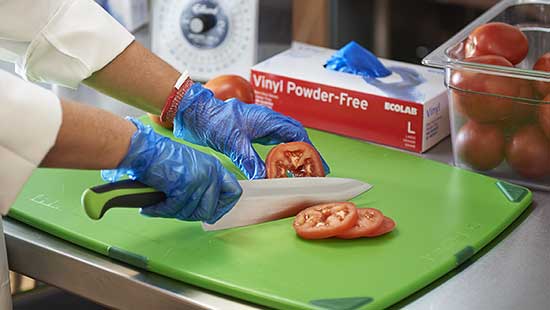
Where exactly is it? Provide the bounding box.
[147,113,173,129]
[204,75,255,103]
[465,22,528,65]
[538,94,550,139]
[451,55,518,123]
[512,80,537,123]
[506,124,550,179]
[293,202,359,240]
[455,121,505,171]
[364,217,396,237]
[266,142,325,178]
[493,81,537,132]
[533,53,550,97]
[336,208,384,239]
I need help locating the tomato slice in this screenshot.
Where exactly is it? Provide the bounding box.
[266,142,325,178]
[364,216,396,237]
[293,202,358,239]
[336,208,384,239]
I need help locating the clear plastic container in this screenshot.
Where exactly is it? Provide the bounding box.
[423,0,550,190]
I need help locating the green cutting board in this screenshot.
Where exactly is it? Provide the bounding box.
[9,117,531,310]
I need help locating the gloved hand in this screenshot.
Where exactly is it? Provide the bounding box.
[101,118,242,224]
[173,83,330,179]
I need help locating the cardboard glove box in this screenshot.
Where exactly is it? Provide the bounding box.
[250,43,449,153]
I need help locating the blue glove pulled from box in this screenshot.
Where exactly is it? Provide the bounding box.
[325,41,392,78]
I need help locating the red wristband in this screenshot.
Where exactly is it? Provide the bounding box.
[160,72,193,124]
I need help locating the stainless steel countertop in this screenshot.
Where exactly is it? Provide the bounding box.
[4,218,261,310]
[5,28,550,310]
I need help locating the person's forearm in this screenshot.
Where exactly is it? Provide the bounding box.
[40,99,136,169]
[83,41,181,114]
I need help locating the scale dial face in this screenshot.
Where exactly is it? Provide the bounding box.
[152,0,258,81]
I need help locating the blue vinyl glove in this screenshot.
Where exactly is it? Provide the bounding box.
[173,83,330,179]
[324,41,392,78]
[101,118,242,224]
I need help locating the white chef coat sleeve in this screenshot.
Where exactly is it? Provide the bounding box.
[0,70,62,214]
[0,0,135,89]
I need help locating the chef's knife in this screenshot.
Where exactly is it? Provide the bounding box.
[81,177,372,231]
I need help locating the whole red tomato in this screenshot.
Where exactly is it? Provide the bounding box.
[204,75,255,103]
[147,113,173,130]
[495,80,537,130]
[539,93,550,139]
[506,124,550,179]
[533,53,550,97]
[465,22,529,65]
[455,121,505,171]
[451,55,519,123]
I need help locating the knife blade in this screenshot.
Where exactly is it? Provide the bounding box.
[81,177,372,231]
[203,177,372,231]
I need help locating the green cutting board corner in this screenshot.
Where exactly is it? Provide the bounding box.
[9,117,532,310]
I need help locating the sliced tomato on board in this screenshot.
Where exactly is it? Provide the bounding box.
[266,142,325,178]
[364,216,396,237]
[293,202,358,239]
[336,208,384,239]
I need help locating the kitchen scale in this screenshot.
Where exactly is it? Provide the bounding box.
[151,0,259,81]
